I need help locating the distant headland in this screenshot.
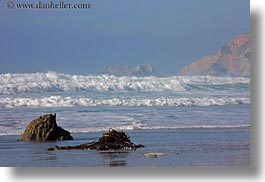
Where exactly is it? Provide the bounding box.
[101,33,250,77]
[178,33,250,77]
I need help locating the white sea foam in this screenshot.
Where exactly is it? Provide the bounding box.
[0,124,250,136]
[0,72,250,94]
[179,75,250,85]
[67,124,251,134]
[0,96,250,108]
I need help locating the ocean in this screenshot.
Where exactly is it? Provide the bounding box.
[0,72,250,166]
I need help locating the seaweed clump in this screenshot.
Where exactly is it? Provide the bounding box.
[48,129,144,151]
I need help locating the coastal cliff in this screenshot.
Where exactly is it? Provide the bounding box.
[178,33,250,76]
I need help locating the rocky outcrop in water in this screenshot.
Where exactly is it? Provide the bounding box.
[103,64,157,77]
[21,113,73,142]
[48,129,144,151]
[178,33,250,76]
[132,64,157,77]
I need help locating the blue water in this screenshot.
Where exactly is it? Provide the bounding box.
[0,104,250,136]
[0,73,250,166]
[0,73,250,135]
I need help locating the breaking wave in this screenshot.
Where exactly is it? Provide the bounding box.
[0,72,250,94]
[0,96,250,108]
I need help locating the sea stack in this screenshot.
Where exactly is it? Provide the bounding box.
[21,113,73,142]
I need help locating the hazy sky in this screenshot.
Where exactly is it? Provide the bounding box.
[0,0,249,74]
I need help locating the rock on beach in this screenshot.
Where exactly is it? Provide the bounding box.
[21,113,73,142]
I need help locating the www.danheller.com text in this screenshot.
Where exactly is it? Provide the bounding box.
[6,1,91,10]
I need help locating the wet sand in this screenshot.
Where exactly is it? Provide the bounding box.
[0,128,249,167]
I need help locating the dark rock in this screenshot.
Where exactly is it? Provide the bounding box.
[48,129,144,151]
[21,114,73,142]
